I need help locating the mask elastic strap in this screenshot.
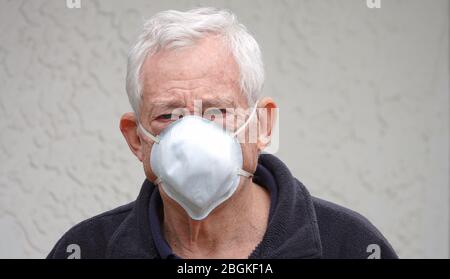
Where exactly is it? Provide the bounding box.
[137,123,160,144]
[232,101,259,137]
[154,177,162,185]
[237,168,253,178]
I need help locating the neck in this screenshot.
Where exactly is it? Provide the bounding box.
[159,178,271,259]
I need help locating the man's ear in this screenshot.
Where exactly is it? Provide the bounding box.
[120,112,144,162]
[256,97,277,151]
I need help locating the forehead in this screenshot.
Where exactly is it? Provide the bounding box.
[140,36,245,107]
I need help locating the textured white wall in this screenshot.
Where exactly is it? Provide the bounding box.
[0,0,448,258]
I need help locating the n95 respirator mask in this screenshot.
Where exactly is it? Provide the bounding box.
[138,104,257,220]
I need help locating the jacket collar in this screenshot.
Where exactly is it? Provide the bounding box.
[249,154,322,258]
[106,154,322,259]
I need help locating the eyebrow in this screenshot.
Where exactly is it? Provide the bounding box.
[149,98,185,115]
[201,96,236,108]
[150,98,186,112]
[146,94,237,119]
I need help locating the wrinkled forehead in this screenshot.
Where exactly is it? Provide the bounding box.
[139,36,248,112]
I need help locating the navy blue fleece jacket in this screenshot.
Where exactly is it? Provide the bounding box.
[47,153,398,259]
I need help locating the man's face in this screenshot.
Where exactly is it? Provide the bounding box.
[137,35,260,183]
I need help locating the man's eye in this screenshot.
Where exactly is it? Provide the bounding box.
[156,114,183,121]
[157,114,173,120]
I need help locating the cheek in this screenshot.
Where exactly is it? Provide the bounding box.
[141,141,158,182]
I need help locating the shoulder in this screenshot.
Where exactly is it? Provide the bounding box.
[312,197,398,259]
[46,202,135,259]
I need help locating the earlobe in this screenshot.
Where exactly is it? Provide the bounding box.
[120,112,144,162]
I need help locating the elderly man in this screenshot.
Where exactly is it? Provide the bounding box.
[47,8,397,259]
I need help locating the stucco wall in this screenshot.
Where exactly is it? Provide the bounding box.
[0,0,448,258]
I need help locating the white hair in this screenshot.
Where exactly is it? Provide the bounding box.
[126,7,265,115]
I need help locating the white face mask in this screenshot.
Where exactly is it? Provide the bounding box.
[138,103,258,220]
